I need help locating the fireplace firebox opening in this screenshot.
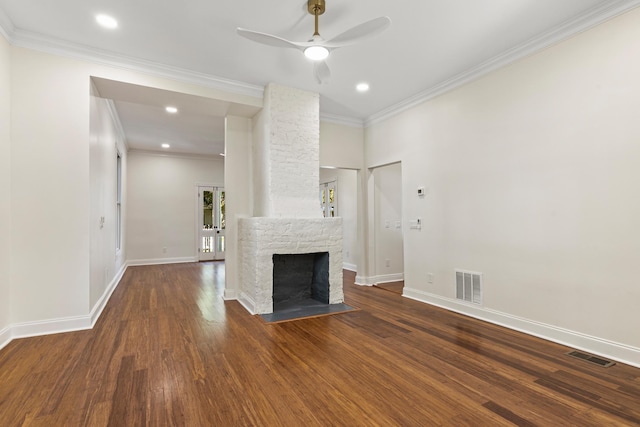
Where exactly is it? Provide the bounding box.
[272,252,329,312]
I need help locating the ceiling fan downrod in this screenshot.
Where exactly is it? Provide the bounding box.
[308,0,326,36]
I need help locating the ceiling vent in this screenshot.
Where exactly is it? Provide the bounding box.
[456,270,482,305]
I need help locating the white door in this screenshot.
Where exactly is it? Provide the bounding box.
[213,188,225,260]
[319,180,337,217]
[198,186,215,261]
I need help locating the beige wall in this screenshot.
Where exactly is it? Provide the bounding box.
[89,92,127,309]
[224,116,253,300]
[11,47,91,324]
[320,168,359,269]
[320,121,364,170]
[372,162,403,280]
[126,152,224,263]
[365,8,640,364]
[0,33,11,341]
[5,45,260,335]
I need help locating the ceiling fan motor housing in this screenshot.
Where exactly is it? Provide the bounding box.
[308,0,326,16]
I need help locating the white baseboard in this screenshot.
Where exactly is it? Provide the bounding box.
[223,289,237,300]
[343,262,357,272]
[11,315,92,340]
[372,273,404,284]
[238,292,256,315]
[403,287,640,369]
[90,262,127,326]
[127,256,198,266]
[0,325,11,351]
[355,275,375,286]
[0,262,130,352]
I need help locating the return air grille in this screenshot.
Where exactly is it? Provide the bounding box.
[567,351,616,368]
[455,270,482,305]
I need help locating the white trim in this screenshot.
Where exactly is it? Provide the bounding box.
[0,7,14,41]
[10,28,264,100]
[127,256,198,266]
[355,275,375,286]
[0,325,11,351]
[90,262,127,326]
[11,315,92,340]
[0,262,130,351]
[371,273,404,284]
[128,149,225,161]
[343,262,357,272]
[320,113,364,128]
[105,98,130,151]
[403,287,640,369]
[223,289,237,300]
[365,0,640,127]
[238,292,256,315]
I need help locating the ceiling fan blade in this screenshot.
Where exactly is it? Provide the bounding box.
[314,61,331,84]
[237,28,307,49]
[324,16,391,48]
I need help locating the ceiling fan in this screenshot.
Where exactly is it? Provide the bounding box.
[237,0,391,84]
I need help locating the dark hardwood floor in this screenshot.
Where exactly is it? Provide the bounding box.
[1,262,639,426]
[374,281,404,295]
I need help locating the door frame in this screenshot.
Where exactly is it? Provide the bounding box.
[195,183,224,261]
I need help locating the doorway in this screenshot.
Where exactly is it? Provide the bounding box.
[371,162,404,294]
[198,186,225,261]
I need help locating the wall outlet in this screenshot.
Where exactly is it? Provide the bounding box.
[385,259,391,267]
[427,273,434,284]
[162,247,167,253]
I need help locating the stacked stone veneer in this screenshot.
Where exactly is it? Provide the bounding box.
[239,218,343,314]
[238,83,344,314]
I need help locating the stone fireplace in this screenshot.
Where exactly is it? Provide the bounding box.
[238,83,343,315]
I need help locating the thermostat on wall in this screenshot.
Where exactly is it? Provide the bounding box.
[417,186,426,197]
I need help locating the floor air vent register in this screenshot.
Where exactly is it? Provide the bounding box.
[566,350,616,368]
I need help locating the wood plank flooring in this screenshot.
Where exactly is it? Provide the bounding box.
[1,262,639,426]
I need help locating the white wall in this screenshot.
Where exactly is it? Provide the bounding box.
[126,151,224,263]
[10,47,91,325]
[0,33,11,342]
[372,163,403,281]
[89,90,127,310]
[365,8,640,365]
[5,45,260,337]
[320,168,358,270]
[320,121,364,169]
[319,121,365,274]
[224,115,253,300]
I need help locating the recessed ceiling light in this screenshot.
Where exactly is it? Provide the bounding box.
[161,143,170,149]
[165,106,178,114]
[356,82,370,92]
[96,14,118,29]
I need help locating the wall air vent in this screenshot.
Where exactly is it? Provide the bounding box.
[455,270,482,305]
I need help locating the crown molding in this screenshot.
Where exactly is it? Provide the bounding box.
[320,112,364,128]
[365,0,640,128]
[104,98,130,152]
[0,7,14,41]
[127,148,224,161]
[10,28,265,100]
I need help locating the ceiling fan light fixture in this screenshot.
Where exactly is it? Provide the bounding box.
[304,45,329,61]
[96,14,118,29]
[356,82,370,92]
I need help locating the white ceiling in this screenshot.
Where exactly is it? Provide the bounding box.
[2,0,638,155]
